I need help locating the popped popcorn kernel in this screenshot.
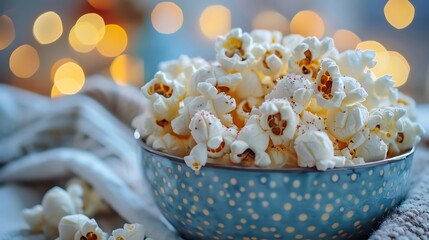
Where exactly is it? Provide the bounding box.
[314,59,346,108]
[215,28,254,71]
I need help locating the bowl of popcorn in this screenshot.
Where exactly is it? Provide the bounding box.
[133,28,424,239]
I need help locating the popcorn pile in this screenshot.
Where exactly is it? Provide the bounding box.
[133,28,424,171]
[22,180,151,240]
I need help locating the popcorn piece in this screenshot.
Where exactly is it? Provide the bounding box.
[189,65,242,96]
[230,116,271,167]
[266,144,298,168]
[296,111,325,136]
[108,223,145,240]
[252,42,289,77]
[362,74,398,110]
[314,59,346,109]
[250,29,282,44]
[171,82,236,135]
[259,99,299,145]
[355,132,388,162]
[342,76,368,106]
[159,55,208,80]
[394,91,418,121]
[235,69,265,101]
[368,107,406,154]
[289,37,334,80]
[336,50,376,80]
[282,34,304,52]
[234,97,263,128]
[142,72,186,121]
[326,104,369,142]
[294,131,345,171]
[57,214,106,240]
[215,28,255,71]
[22,205,45,232]
[265,74,314,114]
[395,118,425,153]
[67,178,108,217]
[184,111,237,170]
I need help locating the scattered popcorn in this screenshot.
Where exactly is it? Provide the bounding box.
[265,73,314,114]
[215,28,254,72]
[109,223,146,240]
[294,131,345,171]
[289,37,334,80]
[57,214,107,240]
[259,99,299,146]
[133,28,423,171]
[67,178,107,217]
[22,205,45,232]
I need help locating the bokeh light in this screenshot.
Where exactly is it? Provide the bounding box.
[356,40,390,77]
[385,51,410,87]
[33,11,63,45]
[333,29,361,51]
[50,58,76,82]
[88,0,115,11]
[290,10,324,39]
[54,61,85,95]
[74,13,105,45]
[151,2,183,34]
[384,0,415,29]
[110,54,144,86]
[96,24,128,57]
[252,11,289,34]
[199,5,231,40]
[9,44,40,78]
[51,85,63,98]
[0,15,15,50]
[69,26,95,53]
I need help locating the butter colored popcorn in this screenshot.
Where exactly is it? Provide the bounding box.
[142,72,186,121]
[234,97,263,128]
[326,104,369,142]
[395,118,425,153]
[57,214,106,240]
[259,99,299,145]
[235,69,265,101]
[362,74,398,110]
[294,131,345,171]
[67,178,108,217]
[296,111,325,136]
[281,34,304,52]
[395,91,418,121]
[342,76,368,106]
[252,42,289,77]
[171,82,236,135]
[251,29,282,44]
[230,116,271,167]
[289,37,334,80]
[189,65,242,96]
[314,59,346,109]
[108,223,145,240]
[184,111,237,170]
[215,28,254,71]
[265,74,314,114]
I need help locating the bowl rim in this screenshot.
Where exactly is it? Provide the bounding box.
[140,140,414,173]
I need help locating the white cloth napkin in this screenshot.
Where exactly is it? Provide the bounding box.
[0,77,180,240]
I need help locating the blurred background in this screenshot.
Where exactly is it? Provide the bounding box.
[1,0,428,102]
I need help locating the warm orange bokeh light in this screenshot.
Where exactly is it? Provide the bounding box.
[110,54,144,86]
[252,11,289,34]
[199,5,231,40]
[151,2,183,34]
[384,0,415,29]
[33,11,63,45]
[0,15,15,50]
[385,51,410,87]
[50,58,76,82]
[290,11,324,39]
[88,0,115,10]
[51,85,63,99]
[333,29,361,51]
[54,62,86,95]
[69,13,105,53]
[356,40,390,77]
[9,45,40,78]
[96,24,128,57]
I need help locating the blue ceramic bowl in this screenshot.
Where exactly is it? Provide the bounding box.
[141,142,414,240]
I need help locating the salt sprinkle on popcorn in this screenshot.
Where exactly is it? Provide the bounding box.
[134,28,424,171]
